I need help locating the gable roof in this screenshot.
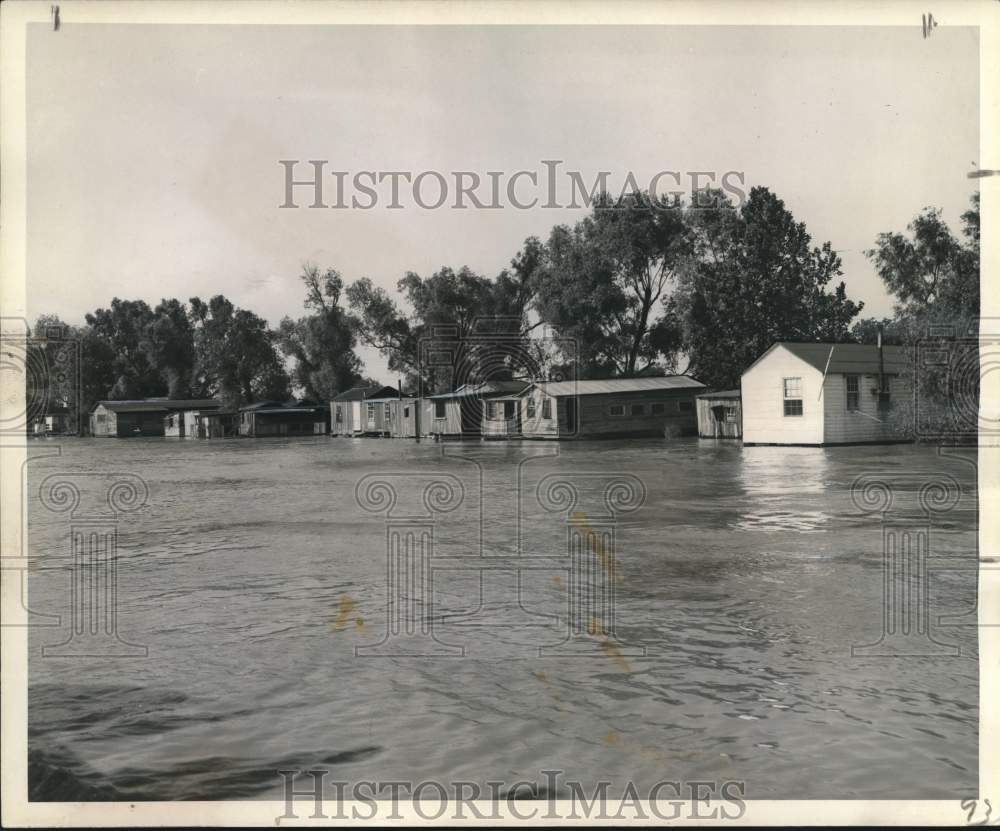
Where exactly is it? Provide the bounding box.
[332,385,399,402]
[94,398,220,414]
[744,342,910,377]
[527,376,706,397]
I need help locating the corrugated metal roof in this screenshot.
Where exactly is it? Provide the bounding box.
[429,380,531,400]
[529,376,706,397]
[698,389,741,400]
[776,342,910,375]
[95,398,220,413]
[332,385,399,402]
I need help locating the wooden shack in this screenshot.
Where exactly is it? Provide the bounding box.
[519,376,705,439]
[238,399,328,437]
[481,386,530,439]
[696,390,742,439]
[426,381,529,439]
[331,385,399,436]
[193,410,238,438]
[387,397,419,438]
[90,399,220,437]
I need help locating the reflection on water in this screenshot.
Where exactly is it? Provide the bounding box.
[26,437,978,800]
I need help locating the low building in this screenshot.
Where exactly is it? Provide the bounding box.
[519,376,706,439]
[741,341,911,446]
[696,390,742,439]
[90,399,220,438]
[331,385,400,436]
[192,410,238,438]
[238,399,329,438]
[426,381,530,439]
[481,387,531,439]
[387,397,419,438]
[33,404,72,436]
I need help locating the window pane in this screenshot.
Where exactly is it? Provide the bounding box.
[784,399,803,417]
[783,377,802,398]
[610,405,624,416]
[542,399,552,419]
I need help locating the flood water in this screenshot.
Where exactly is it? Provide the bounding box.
[25,437,979,801]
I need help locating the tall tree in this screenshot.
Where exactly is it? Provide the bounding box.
[867,192,979,323]
[348,263,538,393]
[140,299,198,398]
[532,191,690,378]
[189,295,290,408]
[84,299,164,398]
[670,187,863,388]
[278,266,363,400]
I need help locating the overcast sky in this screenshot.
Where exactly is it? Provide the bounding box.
[26,23,979,383]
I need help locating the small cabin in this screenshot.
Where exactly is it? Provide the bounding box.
[192,410,238,438]
[696,390,742,439]
[426,381,529,439]
[741,341,912,446]
[519,376,705,440]
[239,399,328,438]
[387,397,419,438]
[331,385,400,436]
[90,399,220,437]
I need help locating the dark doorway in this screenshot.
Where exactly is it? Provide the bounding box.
[565,398,576,434]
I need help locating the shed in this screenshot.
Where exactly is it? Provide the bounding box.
[696,390,742,439]
[238,399,328,438]
[90,398,220,438]
[519,376,706,440]
[331,385,399,436]
[387,397,419,438]
[741,341,912,446]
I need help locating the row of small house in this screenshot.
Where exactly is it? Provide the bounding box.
[84,341,909,446]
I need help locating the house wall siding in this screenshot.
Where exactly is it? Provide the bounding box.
[520,388,698,439]
[426,399,463,436]
[822,372,910,444]
[696,397,742,438]
[742,346,825,444]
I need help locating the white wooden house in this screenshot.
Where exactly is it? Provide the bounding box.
[741,342,911,446]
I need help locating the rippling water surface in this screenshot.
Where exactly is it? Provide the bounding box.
[26,437,978,800]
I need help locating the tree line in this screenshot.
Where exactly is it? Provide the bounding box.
[30,185,979,432]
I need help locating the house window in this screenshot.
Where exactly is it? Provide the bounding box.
[403,406,410,418]
[384,403,391,421]
[609,404,625,417]
[366,402,376,422]
[96,413,107,425]
[679,401,694,413]
[504,401,515,419]
[631,403,645,416]
[846,375,860,411]
[542,399,552,419]
[651,403,666,415]
[487,401,499,420]
[526,398,536,418]
[783,377,803,416]
[335,405,342,423]
[434,401,446,419]
[724,406,738,422]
